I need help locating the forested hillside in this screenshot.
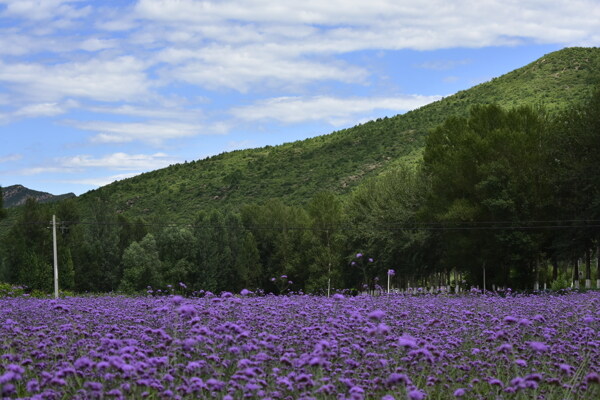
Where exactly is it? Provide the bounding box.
[79,47,600,221]
[1,47,600,295]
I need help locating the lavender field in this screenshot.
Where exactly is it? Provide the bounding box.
[1,291,599,399]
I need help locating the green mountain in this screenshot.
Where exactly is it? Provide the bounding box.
[2,185,75,208]
[79,47,599,221]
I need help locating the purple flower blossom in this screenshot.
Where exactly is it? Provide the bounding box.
[368,309,385,321]
[408,389,425,400]
[0,288,598,399]
[527,341,548,352]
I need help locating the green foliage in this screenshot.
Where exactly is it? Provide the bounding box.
[157,226,195,286]
[550,272,571,291]
[0,185,6,221]
[74,48,600,224]
[344,166,433,288]
[74,194,122,292]
[422,104,551,288]
[120,234,163,293]
[304,192,345,292]
[0,282,26,297]
[2,48,600,295]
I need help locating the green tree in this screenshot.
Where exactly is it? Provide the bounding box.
[0,186,6,221]
[59,248,75,291]
[547,89,600,286]
[345,167,433,290]
[157,226,195,286]
[305,192,345,293]
[422,104,551,289]
[2,198,52,289]
[120,233,162,293]
[75,194,121,292]
[193,210,258,293]
[241,200,312,292]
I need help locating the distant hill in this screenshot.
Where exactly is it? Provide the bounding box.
[2,185,76,208]
[73,47,599,221]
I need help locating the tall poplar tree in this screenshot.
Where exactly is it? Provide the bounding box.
[0,186,6,221]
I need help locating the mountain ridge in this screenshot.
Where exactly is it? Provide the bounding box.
[62,47,600,220]
[1,185,76,208]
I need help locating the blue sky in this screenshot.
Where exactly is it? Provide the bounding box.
[0,0,598,196]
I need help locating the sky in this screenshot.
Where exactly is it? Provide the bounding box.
[0,0,598,196]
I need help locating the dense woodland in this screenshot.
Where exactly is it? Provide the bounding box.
[1,89,600,295]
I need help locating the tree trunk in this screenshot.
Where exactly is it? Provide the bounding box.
[534,258,540,291]
[585,247,592,289]
[597,244,600,289]
[552,256,558,281]
[573,258,580,289]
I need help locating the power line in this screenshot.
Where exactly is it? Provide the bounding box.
[3,219,600,231]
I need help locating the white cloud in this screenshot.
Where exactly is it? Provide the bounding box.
[85,104,203,121]
[0,57,149,103]
[68,120,212,146]
[0,0,90,21]
[59,152,179,171]
[78,37,118,52]
[0,153,22,163]
[417,59,471,71]
[231,95,442,125]
[15,166,75,176]
[63,173,140,187]
[134,0,600,49]
[166,50,368,92]
[13,100,77,118]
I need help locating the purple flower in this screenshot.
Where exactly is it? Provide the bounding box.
[74,357,94,369]
[559,363,573,374]
[356,253,363,258]
[386,373,411,386]
[176,304,196,318]
[453,388,466,397]
[387,269,395,276]
[527,341,548,352]
[585,372,600,383]
[26,379,39,393]
[368,258,374,263]
[398,336,418,348]
[368,309,385,321]
[408,389,425,400]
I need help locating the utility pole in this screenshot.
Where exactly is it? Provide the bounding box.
[52,215,59,299]
[482,263,486,293]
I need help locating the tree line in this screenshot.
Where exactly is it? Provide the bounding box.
[1,90,600,294]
